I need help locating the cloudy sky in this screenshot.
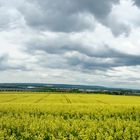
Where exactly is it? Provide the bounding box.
[0,0,140,89]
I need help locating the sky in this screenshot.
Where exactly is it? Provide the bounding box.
[0,0,140,89]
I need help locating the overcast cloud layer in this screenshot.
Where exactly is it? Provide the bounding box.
[0,0,140,89]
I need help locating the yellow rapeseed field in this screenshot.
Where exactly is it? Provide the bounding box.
[0,92,140,140]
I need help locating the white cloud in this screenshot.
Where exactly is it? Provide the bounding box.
[0,0,140,89]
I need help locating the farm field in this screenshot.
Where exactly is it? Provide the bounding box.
[0,92,140,139]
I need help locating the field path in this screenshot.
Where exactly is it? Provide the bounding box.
[4,95,30,103]
[34,94,51,103]
[62,94,71,104]
[94,97,109,104]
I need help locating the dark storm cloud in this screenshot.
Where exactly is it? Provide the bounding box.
[19,0,120,33]
[19,0,95,32]
[0,0,130,36]
[64,48,140,71]
[27,35,129,58]
[134,0,140,7]
[26,37,140,71]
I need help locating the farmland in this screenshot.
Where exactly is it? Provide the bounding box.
[0,92,140,139]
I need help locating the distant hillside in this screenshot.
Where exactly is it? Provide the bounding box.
[0,83,139,95]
